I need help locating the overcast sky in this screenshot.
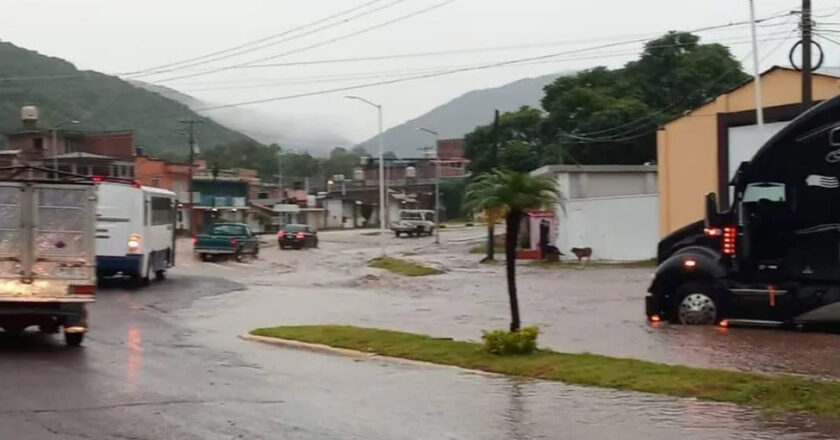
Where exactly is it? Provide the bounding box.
[0,0,837,144]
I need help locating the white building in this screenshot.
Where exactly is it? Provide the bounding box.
[530,165,658,261]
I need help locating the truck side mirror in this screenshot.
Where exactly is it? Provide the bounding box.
[705,192,720,227]
[830,126,840,147]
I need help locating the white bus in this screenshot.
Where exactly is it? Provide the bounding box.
[95,181,176,284]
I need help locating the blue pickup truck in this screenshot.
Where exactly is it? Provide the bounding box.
[194,223,260,262]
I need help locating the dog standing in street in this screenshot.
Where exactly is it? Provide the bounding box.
[571,247,592,267]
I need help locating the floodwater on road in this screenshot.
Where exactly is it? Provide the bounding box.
[3,229,837,439]
[187,292,840,440]
[223,229,840,381]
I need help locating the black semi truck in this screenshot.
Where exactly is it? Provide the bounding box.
[647,94,840,328]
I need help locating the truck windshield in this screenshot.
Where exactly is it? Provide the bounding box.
[400,212,423,220]
[743,182,785,203]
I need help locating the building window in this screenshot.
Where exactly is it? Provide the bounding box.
[33,138,44,151]
[151,178,160,187]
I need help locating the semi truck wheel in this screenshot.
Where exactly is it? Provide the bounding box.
[64,332,84,347]
[672,282,719,325]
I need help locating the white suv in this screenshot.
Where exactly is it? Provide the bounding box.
[391,210,435,237]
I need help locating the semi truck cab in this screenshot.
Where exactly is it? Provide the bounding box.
[647,94,840,327]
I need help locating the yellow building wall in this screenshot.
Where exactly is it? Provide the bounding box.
[658,69,840,236]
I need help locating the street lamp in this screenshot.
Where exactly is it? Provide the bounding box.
[52,120,79,173]
[346,95,386,256]
[417,127,441,245]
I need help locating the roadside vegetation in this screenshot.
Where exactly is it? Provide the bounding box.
[468,243,505,254]
[251,325,840,417]
[368,257,440,276]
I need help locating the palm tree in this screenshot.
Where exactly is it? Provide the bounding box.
[465,170,560,332]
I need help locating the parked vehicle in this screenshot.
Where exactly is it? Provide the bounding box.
[194,223,259,261]
[95,181,176,285]
[391,209,435,237]
[0,168,98,346]
[647,94,840,328]
[278,224,318,249]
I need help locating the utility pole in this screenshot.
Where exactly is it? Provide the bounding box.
[802,0,813,109]
[491,109,500,168]
[484,109,501,262]
[417,128,440,245]
[181,119,203,237]
[748,0,765,128]
[277,146,284,228]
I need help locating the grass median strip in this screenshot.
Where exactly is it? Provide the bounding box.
[368,257,440,276]
[249,325,840,417]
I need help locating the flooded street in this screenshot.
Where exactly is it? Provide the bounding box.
[2,228,840,438]
[212,227,840,379]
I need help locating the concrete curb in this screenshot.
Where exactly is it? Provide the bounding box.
[241,334,377,359]
[239,334,502,378]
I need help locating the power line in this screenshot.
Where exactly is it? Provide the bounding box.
[148,0,460,83]
[184,21,794,72]
[0,11,793,84]
[128,0,414,79]
[195,22,798,112]
[123,0,391,76]
[169,33,795,93]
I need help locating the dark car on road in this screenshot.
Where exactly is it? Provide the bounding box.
[278,224,318,249]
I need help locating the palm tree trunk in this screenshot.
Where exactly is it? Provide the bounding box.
[486,219,495,261]
[505,210,522,332]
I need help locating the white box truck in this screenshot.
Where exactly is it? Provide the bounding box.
[0,169,97,346]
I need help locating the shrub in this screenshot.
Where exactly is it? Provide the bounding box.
[481,326,539,355]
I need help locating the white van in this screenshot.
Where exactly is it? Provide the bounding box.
[95,181,176,284]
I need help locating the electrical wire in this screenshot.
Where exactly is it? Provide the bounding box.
[122,0,392,76]
[148,0,460,83]
[171,33,795,93]
[0,11,793,83]
[194,23,799,112]
[128,0,414,78]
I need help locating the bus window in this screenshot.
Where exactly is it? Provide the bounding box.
[151,197,173,226]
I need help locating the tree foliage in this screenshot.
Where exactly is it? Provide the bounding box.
[464,32,749,170]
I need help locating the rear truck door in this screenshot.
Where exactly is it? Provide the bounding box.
[0,183,25,289]
[30,184,96,300]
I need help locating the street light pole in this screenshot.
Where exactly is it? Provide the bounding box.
[417,127,440,245]
[346,95,386,257]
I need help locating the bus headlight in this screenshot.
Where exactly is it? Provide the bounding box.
[128,233,141,253]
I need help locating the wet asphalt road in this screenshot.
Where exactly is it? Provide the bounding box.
[2,230,840,439]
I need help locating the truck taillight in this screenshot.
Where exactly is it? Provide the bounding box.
[128,233,141,253]
[230,238,239,247]
[722,226,736,255]
[70,285,95,295]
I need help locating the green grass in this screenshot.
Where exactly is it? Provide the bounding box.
[250,325,840,417]
[368,257,440,276]
[468,244,505,254]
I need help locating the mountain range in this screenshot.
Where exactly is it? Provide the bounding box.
[0,39,565,160]
[0,41,254,155]
[355,73,564,157]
